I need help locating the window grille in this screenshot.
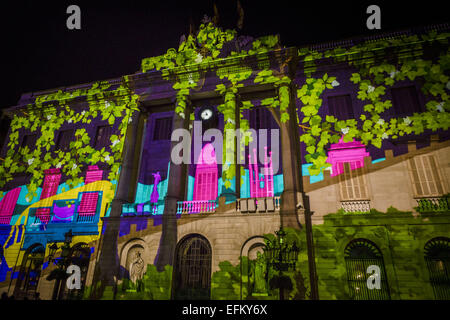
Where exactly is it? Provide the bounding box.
[19,245,45,296]
[424,237,450,300]
[344,239,391,300]
[173,235,212,300]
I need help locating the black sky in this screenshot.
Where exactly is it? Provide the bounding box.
[0,0,448,110]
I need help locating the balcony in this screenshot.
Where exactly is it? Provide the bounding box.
[122,201,161,216]
[237,196,281,213]
[340,200,371,213]
[415,196,449,213]
[176,200,217,214]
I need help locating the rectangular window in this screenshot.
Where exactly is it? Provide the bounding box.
[408,155,444,197]
[391,86,422,115]
[21,134,38,150]
[95,125,113,148]
[153,117,173,141]
[328,95,354,120]
[250,108,271,130]
[77,192,99,216]
[56,129,74,152]
[339,162,369,200]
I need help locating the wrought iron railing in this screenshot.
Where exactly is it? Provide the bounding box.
[341,200,371,213]
[176,200,217,214]
[415,196,449,213]
[76,214,97,224]
[237,196,281,213]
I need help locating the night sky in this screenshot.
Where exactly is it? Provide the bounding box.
[0,0,448,110]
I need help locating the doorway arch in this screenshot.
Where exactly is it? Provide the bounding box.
[172,234,212,300]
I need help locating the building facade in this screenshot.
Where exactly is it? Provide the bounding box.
[0,22,449,300]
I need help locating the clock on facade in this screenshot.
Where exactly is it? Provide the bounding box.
[200,108,213,120]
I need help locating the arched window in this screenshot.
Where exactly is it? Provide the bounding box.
[61,243,91,300]
[17,244,45,298]
[173,234,212,300]
[424,237,450,300]
[344,239,390,300]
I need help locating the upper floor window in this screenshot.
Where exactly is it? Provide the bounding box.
[408,154,445,197]
[250,108,272,130]
[21,134,38,150]
[95,125,113,148]
[338,162,369,200]
[153,117,173,141]
[56,129,74,152]
[338,161,368,201]
[391,86,422,115]
[328,95,354,120]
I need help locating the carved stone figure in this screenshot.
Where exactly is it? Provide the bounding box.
[129,251,145,284]
[253,252,268,295]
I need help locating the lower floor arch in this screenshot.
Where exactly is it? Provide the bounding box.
[172,233,212,300]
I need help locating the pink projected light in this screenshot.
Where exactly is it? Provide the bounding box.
[78,166,103,216]
[36,168,62,224]
[0,187,21,225]
[326,136,370,176]
[248,147,274,198]
[193,143,218,201]
[85,165,103,184]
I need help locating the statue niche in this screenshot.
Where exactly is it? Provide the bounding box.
[125,245,145,292]
[249,247,269,297]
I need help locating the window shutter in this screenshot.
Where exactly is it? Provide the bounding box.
[391,86,421,115]
[409,155,444,197]
[328,95,354,120]
[78,192,99,215]
[339,161,369,200]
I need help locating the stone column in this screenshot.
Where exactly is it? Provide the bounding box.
[219,89,239,202]
[155,101,191,271]
[278,83,303,229]
[92,109,146,295]
[235,94,241,199]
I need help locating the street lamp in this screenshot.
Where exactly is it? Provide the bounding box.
[263,227,300,300]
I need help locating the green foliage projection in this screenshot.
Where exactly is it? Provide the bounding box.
[116,264,173,300]
[0,80,139,201]
[141,22,282,188]
[298,31,450,175]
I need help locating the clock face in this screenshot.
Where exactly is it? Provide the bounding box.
[200,108,213,120]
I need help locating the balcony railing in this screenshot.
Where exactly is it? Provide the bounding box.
[26,208,100,226]
[0,216,11,225]
[76,214,97,223]
[415,196,449,213]
[341,200,371,213]
[237,196,281,213]
[176,200,217,214]
[122,201,160,216]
